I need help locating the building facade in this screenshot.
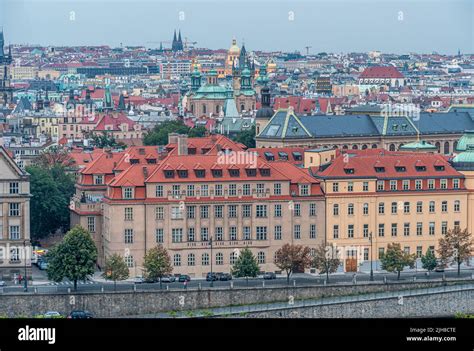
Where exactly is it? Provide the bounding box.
[0,146,31,280]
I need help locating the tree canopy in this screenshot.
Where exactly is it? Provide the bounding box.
[380,243,416,280]
[102,253,130,290]
[47,226,98,290]
[231,248,260,284]
[143,245,173,288]
[274,243,312,284]
[437,227,473,276]
[26,164,75,241]
[421,249,437,272]
[312,243,341,282]
[143,120,207,146]
[231,125,256,148]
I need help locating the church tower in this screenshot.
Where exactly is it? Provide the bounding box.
[0,31,13,106]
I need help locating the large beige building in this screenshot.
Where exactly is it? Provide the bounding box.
[0,147,31,280]
[71,135,325,277]
[311,147,471,272]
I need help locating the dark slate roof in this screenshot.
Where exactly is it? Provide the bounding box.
[257,109,474,140]
[416,112,474,135]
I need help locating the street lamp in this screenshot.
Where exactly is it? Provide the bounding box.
[209,236,214,287]
[368,232,374,281]
[23,240,28,292]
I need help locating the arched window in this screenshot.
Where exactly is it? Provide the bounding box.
[352,145,358,150]
[241,104,245,111]
[372,144,378,149]
[188,253,195,266]
[202,104,206,114]
[435,142,441,153]
[362,144,368,150]
[342,145,348,150]
[333,145,339,149]
[444,141,450,155]
[257,252,265,264]
[454,141,458,151]
[389,144,396,151]
[216,105,220,113]
[363,203,369,215]
[191,104,194,113]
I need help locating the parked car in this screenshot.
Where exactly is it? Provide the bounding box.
[263,272,277,280]
[434,266,445,273]
[133,276,145,284]
[145,276,158,283]
[206,272,219,281]
[160,275,176,283]
[0,280,5,287]
[43,311,61,318]
[67,310,93,319]
[178,274,191,282]
[38,261,48,270]
[218,273,232,281]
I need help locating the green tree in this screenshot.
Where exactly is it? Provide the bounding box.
[143,245,173,289]
[437,227,473,276]
[188,126,207,138]
[274,244,312,284]
[47,226,98,290]
[102,253,130,291]
[35,146,74,169]
[312,243,341,283]
[380,243,416,280]
[421,249,437,272]
[231,248,260,285]
[143,120,190,146]
[231,126,255,148]
[27,165,75,240]
[92,132,125,148]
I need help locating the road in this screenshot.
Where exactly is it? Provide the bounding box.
[1,267,473,294]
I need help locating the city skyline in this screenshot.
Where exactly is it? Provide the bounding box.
[0,0,473,54]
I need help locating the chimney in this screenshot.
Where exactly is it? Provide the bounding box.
[177,134,188,156]
[142,166,148,178]
[168,132,179,145]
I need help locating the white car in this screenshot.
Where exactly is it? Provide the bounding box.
[43,311,61,318]
[0,280,5,287]
[133,276,145,284]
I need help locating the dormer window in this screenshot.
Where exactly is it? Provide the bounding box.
[146,158,157,164]
[374,167,385,173]
[434,165,445,171]
[278,152,288,160]
[195,170,205,178]
[94,175,104,185]
[260,168,271,176]
[264,152,274,161]
[246,169,257,176]
[164,170,174,178]
[229,169,240,177]
[188,148,197,155]
[212,169,222,178]
[130,159,139,164]
[123,187,133,199]
[395,166,406,172]
[178,170,188,178]
[292,152,302,161]
[415,166,426,172]
[344,168,354,174]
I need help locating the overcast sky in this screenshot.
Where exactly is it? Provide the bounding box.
[0,0,473,54]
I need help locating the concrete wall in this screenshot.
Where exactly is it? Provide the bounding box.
[0,280,472,317]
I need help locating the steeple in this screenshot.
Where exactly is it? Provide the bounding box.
[0,31,4,57]
[172,30,178,51]
[191,66,202,91]
[44,88,50,108]
[104,85,113,110]
[118,92,126,110]
[178,30,183,50]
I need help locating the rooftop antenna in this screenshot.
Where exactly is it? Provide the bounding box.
[305,46,312,55]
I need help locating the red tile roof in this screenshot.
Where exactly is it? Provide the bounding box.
[315,150,463,179]
[94,113,138,132]
[359,66,404,79]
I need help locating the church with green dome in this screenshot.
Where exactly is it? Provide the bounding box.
[185,43,256,118]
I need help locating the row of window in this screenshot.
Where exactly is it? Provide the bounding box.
[124,224,318,244]
[0,203,21,217]
[0,225,21,240]
[332,221,461,239]
[333,200,461,216]
[121,203,319,221]
[332,178,460,192]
